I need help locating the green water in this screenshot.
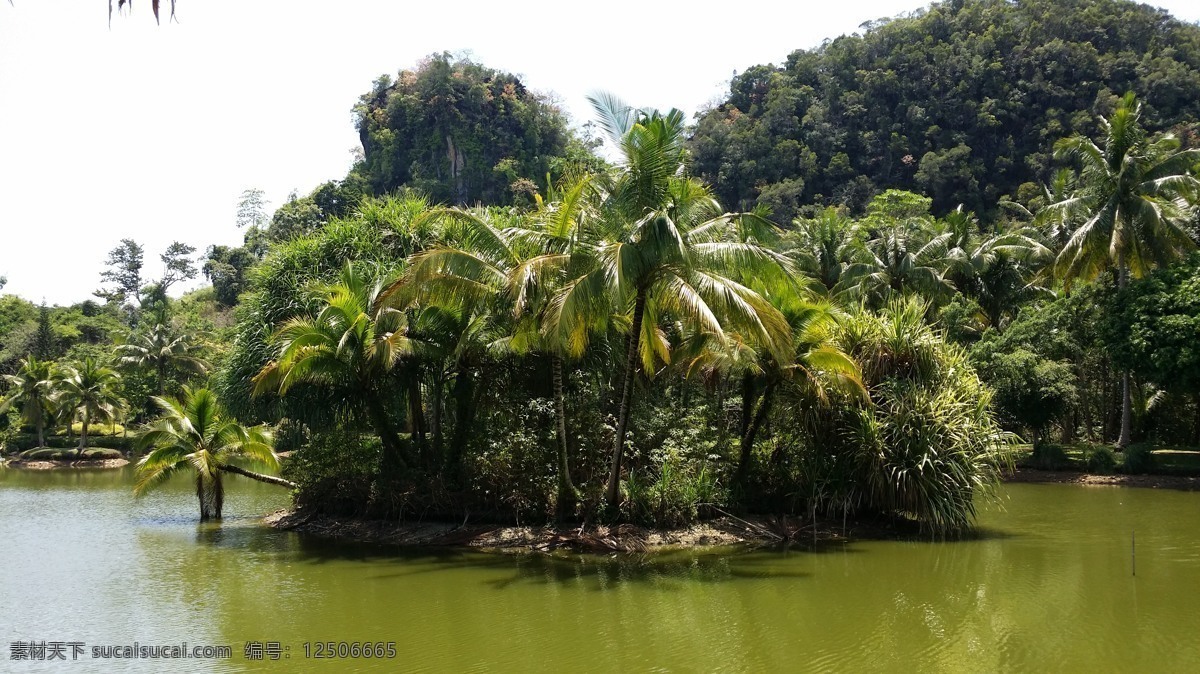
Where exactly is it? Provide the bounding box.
[2,467,1199,672]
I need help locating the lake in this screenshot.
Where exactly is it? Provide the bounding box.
[2,466,1198,672]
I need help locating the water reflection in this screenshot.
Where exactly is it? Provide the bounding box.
[4,468,1200,672]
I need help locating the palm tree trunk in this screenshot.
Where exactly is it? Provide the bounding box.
[157,361,165,397]
[737,380,777,484]
[552,355,576,518]
[220,463,298,489]
[715,375,727,449]
[1117,260,1132,449]
[431,372,444,460]
[739,373,755,440]
[197,474,224,520]
[36,413,45,448]
[408,377,427,457]
[213,473,224,520]
[197,474,210,520]
[1119,372,1133,449]
[77,412,90,455]
[448,365,475,474]
[605,291,647,507]
[365,394,406,475]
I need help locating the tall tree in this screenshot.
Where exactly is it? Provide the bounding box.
[33,303,54,360]
[236,188,270,230]
[1048,92,1200,448]
[547,93,793,508]
[157,241,198,294]
[96,239,144,306]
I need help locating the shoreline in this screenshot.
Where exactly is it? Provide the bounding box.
[3,457,130,470]
[1005,467,1200,490]
[261,509,909,553]
[264,469,1200,553]
[265,509,775,552]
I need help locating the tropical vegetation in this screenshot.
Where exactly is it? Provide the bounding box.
[3,2,1200,534]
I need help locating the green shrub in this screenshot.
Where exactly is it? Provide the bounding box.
[1121,443,1156,474]
[828,300,1014,534]
[287,430,383,516]
[469,398,558,521]
[1029,442,1072,470]
[1083,444,1117,474]
[8,434,133,453]
[55,422,125,437]
[622,417,727,527]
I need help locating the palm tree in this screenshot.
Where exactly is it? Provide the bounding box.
[1000,168,1080,255]
[842,224,953,306]
[785,207,868,293]
[56,358,124,456]
[681,285,865,485]
[253,262,419,474]
[135,387,294,520]
[1046,92,1200,447]
[0,356,57,447]
[397,182,596,512]
[116,322,209,396]
[935,207,1050,330]
[548,93,793,507]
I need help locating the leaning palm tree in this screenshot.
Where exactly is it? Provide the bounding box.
[1046,91,1200,447]
[56,358,124,456]
[135,387,294,521]
[548,93,793,507]
[116,322,209,396]
[253,262,419,474]
[0,356,57,447]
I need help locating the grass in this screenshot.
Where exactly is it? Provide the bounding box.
[1013,443,1200,476]
[53,422,126,437]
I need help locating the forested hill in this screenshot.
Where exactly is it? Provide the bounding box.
[352,53,586,207]
[689,0,1200,222]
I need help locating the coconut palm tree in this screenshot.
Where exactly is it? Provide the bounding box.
[0,356,57,447]
[548,93,793,507]
[1046,91,1200,447]
[681,283,865,485]
[841,224,954,306]
[56,358,124,456]
[253,262,420,474]
[785,207,868,293]
[116,322,209,396]
[135,387,294,520]
[934,207,1050,330]
[396,180,597,511]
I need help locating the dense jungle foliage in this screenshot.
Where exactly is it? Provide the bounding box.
[689,0,1200,221]
[4,1,1200,533]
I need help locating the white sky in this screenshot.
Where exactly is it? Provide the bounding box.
[2,1,1199,305]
